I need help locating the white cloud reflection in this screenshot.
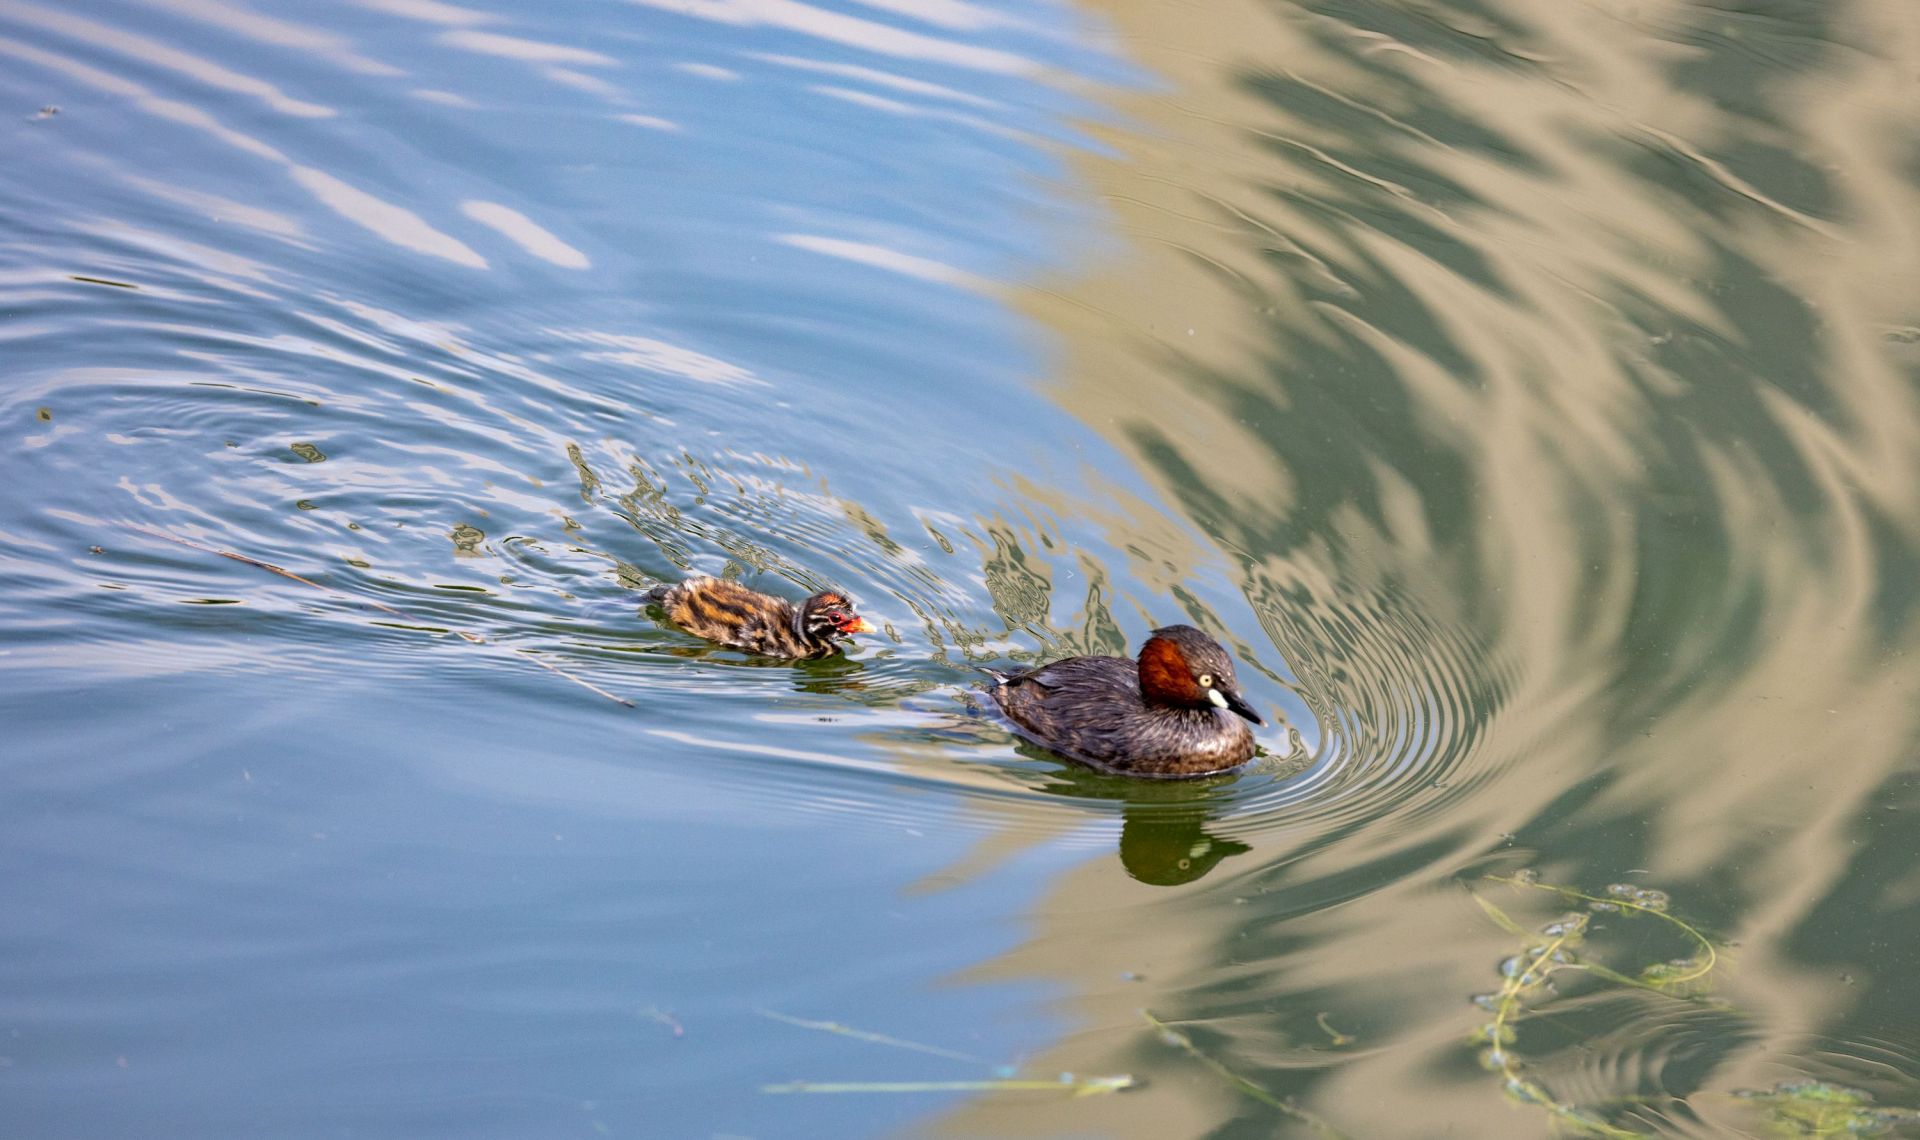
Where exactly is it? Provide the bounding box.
[550,330,765,388]
[439,29,618,67]
[460,201,590,269]
[351,0,497,26]
[624,0,1036,75]
[777,233,986,291]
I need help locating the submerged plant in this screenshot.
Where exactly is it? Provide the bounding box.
[1468,873,1726,1137]
[1735,1079,1920,1137]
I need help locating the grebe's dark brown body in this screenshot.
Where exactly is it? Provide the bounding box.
[988,624,1263,778]
[645,576,871,659]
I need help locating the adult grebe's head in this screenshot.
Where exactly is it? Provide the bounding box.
[1136,625,1263,724]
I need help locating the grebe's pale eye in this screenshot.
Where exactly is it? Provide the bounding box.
[1197,673,1214,687]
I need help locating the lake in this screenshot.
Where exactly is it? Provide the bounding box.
[3,0,1918,1136]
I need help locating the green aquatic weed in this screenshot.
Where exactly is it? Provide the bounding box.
[1485,873,1717,992]
[1468,874,1727,1137]
[1735,1079,1920,1137]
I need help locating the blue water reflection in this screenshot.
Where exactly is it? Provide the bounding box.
[5,0,1918,1135]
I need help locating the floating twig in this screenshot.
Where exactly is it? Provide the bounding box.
[643,1007,684,1038]
[758,1009,1134,1099]
[757,1009,987,1064]
[126,525,633,707]
[762,1077,1135,1096]
[1141,1011,1350,1138]
[1314,1012,1354,1048]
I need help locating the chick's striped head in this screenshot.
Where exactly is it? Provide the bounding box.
[800,590,872,640]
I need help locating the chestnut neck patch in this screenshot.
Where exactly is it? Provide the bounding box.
[1137,635,1201,706]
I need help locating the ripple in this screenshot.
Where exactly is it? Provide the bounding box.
[1535,998,1758,1132]
[0,0,1504,878]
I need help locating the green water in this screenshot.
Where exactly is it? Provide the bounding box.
[2,0,1917,1136]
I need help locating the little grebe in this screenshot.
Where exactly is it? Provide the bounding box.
[988,624,1263,778]
[645,576,873,659]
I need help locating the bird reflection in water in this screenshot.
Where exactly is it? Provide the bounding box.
[1029,755,1252,886]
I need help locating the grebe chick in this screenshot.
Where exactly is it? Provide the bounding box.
[645,575,872,659]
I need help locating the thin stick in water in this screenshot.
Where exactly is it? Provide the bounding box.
[762,1077,1135,1097]
[758,1009,989,1065]
[1141,1011,1350,1139]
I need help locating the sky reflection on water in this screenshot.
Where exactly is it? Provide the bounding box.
[2,0,1919,1136]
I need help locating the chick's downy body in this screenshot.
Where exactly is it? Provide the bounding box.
[989,625,1263,778]
[645,575,871,659]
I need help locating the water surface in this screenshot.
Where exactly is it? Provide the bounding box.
[3,0,1919,1136]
